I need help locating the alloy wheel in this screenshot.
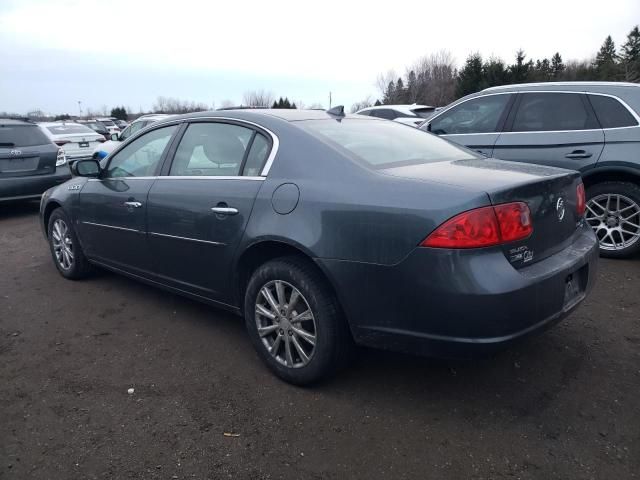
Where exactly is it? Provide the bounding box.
[585,193,640,251]
[255,280,317,368]
[51,218,74,270]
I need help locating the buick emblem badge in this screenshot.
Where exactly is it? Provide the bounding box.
[556,197,565,221]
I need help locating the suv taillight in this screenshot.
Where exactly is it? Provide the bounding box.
[421,202,533,249]
[576,183,586,217]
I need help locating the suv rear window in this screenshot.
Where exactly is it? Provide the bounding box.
[46,124,97,135]
[300,119,474,168]
[588,95,639,128]
[0,124,50,147]
[412,107,436,118]
[511,93,598,132]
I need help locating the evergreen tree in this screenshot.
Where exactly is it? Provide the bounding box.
[283,98,291,108]
[551,52,565,79]
[407,70,417,102]
[395,78,406,103]
[272,100,278,108]
[483,57,508,87]
[509,49,533,83]
[374,99,382,106]
[621,25,640,82]
[594,35,621,80]
[291,102,297,109]
[383,81,395,104]
[456,53,485,97]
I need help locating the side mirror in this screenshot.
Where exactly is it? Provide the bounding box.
[110,133,119,141]
[72,159,101,177]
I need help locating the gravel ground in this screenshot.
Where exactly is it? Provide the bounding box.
[1,201,639,480]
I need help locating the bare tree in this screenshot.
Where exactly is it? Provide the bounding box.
[375,69,397,98]
[242,90,275,107]
[350,95,374,113]
[152,96,209,114]
[407,50,457,106]
[219,99,236,109]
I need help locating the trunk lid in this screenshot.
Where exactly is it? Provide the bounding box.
[381,158,583,267]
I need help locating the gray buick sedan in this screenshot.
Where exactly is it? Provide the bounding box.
[40,108,598,384]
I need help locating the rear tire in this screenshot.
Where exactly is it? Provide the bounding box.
[244,256,352,385]
[47,208,93,279]
[585,181,640,259]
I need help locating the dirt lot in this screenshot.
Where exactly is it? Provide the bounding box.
[0,201,638,480]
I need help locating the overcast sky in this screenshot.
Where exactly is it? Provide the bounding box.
[1,0,638,115]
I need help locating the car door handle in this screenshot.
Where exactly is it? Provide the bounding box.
[211,207,238,215]
[123,201,143,208]
[565,150,592,159]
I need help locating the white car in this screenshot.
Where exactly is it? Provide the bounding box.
[95,117,121,135]
[93,114,174,159]
[38,122,106,164]
[356,104,437,127]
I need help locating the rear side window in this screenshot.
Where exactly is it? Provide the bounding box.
[412,107,436,119]
[243,133,270,176]
[588,95,639,128]
[430,94,511,135]
[169,122,253,176]
[0,124,50,147]
[300,118,474,168]
[511,93,598,132]
[369,109,398,120]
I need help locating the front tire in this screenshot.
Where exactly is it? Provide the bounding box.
[47,208,92,279]
[244,256,352,385]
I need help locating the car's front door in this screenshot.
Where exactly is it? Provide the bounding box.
[77,124,179,275]
[146,120,272,303]
[493,92,605,171]
[426,93,515,157]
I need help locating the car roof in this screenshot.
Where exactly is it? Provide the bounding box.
[0,118,35,126]
[358,104,435,113]
[38,121,87,127]
[161,109,372,123]
[482,81,640,93]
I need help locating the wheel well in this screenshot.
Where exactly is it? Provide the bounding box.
[42,201,62,237]
[235,241,337,314]
[582,169,640,190]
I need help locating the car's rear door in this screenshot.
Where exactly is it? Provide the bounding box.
[426,93,515,157]
[146,119,272,304]
[76,123,179,275]
[493,92,605,171]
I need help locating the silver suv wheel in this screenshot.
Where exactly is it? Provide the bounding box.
[586,193,640,252]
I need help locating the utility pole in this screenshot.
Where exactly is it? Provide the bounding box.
[329,92,332,108]
[77,101,82,117]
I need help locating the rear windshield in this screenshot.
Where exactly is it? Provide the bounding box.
[99,120,115,126]
[0,124,50,147]
[46,124,96,135]
[412,107,436,118]
[299,119,474,168]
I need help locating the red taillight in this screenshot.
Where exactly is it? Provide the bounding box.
[54,140,70,146]
[576,183,586,217]
[421,202,533,249]
[95,137,106,143]
[494,202,532,243]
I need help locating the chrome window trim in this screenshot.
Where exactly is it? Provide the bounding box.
[81,221,140,233]
[88,176,265,181]
[150,115,280,177]
[156,176,265,181]
[148,232,226,246]
[430,90,640,135]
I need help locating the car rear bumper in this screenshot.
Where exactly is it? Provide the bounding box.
[317,223,598,357]
[0,165,71,201]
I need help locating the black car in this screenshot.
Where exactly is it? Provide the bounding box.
[40,109,598,385]
[0,119,71,202]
